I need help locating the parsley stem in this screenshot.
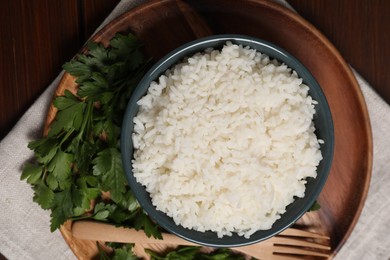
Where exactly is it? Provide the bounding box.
[42,168,48,181]
[76,101,94,141]
[60,128,75,147]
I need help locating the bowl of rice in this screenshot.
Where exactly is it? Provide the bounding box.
[121,34,334,247]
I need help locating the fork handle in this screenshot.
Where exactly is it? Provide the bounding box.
[71,220,196,246]
[71,220,331,259]
[71,220,270,258]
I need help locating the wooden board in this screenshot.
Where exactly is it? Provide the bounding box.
[44,0,373,258]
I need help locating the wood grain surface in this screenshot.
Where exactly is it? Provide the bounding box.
[0,0,120,139]
[288,0,390,103]
[40,0,372,259]
[0,0,389,139]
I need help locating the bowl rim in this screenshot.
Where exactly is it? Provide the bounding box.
[120,34,334,247]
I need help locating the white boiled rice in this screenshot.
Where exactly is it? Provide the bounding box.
[131,42,323,238]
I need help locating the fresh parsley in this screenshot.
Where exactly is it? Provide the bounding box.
[98,244,250,260]
[145,246,250,260]
[21,33,161,238]
[98,243,139,260]
[308,200,321,212]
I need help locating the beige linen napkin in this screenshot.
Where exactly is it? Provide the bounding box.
[0,1,388,259]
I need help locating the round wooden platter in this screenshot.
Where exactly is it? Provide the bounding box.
[44,0,373,259]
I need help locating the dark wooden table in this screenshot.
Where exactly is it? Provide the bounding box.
[0,1,387,259]
[1,0,389,140]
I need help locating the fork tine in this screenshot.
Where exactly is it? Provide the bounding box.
[271,236,331,250]
[279,228,330,240]
[273,246,330,257]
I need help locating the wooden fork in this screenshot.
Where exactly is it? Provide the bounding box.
[72,220,331,259]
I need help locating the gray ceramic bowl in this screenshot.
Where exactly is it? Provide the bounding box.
[121,34,334,247]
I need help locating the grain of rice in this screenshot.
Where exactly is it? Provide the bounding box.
[131,42,323,238]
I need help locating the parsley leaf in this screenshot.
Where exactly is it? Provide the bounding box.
[48,150,73,181]
[50,188,74,232]
[146,246,202,260]
[112,247,139,260]
[49,92,86,137]
[76,176,100,208]
[308,200,321,211]
[21,163,44,184]
[145,247,248,260]
[27,137,59,164]
[100,243,140,260]
[133,211,162,239]
[22,33,162,240]
[92,148,127,203]
[32,181,55,209]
